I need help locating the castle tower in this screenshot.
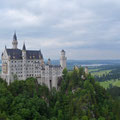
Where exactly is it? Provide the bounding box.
[60,50,67,69]
[12,32,18,49]
[22,43,27,80]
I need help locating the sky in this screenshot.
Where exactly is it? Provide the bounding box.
[0,0,120,60]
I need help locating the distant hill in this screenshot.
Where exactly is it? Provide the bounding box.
[51,60,120,70]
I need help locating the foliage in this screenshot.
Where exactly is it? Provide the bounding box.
[0,68,119,120]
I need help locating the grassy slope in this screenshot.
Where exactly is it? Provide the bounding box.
[88,69,99,72]
[89,68,120,88]
[90,69,112,76]
[100,80,120,89]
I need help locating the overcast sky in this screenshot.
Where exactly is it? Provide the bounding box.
[1,0,120,60]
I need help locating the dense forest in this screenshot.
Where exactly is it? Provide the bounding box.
[90,65,120,82]
[0,68,120,120]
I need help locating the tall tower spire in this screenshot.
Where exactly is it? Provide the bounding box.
[22,42,26,51]
[12,32,18,49]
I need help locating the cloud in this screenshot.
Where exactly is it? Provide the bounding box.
[0,0,120,60]
[5,9,41,27]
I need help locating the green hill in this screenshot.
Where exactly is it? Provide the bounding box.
[0,68,120,120]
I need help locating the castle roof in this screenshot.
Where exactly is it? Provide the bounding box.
[61,49,65,52]
[22,43,26,51]
[6,49,22,59]
[6,49,43,60]
[49,65,61,68]
[26,50,43,59]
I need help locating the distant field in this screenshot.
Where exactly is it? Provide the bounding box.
[90,69,112,76]
[88,69,99,72]
[100,80,120,89]
[89,66,120,88]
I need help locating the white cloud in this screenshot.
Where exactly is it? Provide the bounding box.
[22,37,87,50]
[0,0,120,59]
[3,9,43,28]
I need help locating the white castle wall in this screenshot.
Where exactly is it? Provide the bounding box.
[1,51,66,89]
[1,34,67,89]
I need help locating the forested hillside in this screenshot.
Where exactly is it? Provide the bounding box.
[0,68,120,120]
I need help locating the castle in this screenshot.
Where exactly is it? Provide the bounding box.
[1,33,67,89]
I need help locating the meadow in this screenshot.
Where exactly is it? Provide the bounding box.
[100,79,120,89]
[89,65,120,88]
[90,69,112,76]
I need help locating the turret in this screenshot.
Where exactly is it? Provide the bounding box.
[60,50,67,69]
[22,43,26,59]
[12,32,18,49]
